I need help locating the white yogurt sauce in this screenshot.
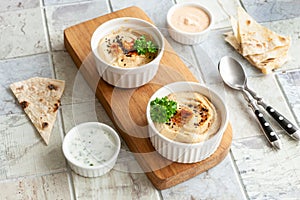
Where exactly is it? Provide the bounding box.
[68,127,117,167]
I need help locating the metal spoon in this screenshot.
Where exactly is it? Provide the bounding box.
[218,56,300,142]
[218,56,282,149]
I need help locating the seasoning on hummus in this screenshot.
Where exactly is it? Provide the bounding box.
[97,28,158,68]
[152,92,220,144]
[170,6,210,33]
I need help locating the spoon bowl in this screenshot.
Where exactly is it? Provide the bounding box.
[218,56,247,90]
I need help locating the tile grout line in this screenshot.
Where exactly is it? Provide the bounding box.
[39,2,57,79]
[191,46,207,84]
[107,0,113,12]
[0,169,67,184]
[57,107,77,200]
[228,150,250,200]
[40,0,77,199]
[275,71,300,126]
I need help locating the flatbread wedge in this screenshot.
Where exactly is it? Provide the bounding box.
[237,7,290,57]
[224,7,291,74]
[10,77,65,145]
[224,31,289,74]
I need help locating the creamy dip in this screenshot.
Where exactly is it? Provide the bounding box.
[171,6,210,33]
[98,28,158,68]
[154,92,220,144]
[68,127,117,167]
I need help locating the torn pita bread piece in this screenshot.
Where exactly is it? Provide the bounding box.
[237,7,290,56]
[224,7,291,74]
[224,31,289,74]
[10,77,65,145]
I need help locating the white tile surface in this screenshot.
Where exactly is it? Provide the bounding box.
[45,1,109,50]
[0,0,40,12]
[242,0,300,22]
[193,28,265,81]
[43,0,90,6]
[71,169,160,199]
[0,54,52,116]
[0,8,48,59]
[161,155,246,200]
[231,132,300,199]
[0,114,66,180]
[0,173,71,199]
[52,51,96,105]
[110,0,174,29]
[277,70,300,124]
[61,100,114,134]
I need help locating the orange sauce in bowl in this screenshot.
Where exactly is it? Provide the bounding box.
[170,6,210,33]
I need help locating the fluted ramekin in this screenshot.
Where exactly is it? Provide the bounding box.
[62,122,121,177]
[91,17,164,88]
[167,3,213,45]
[146,82,228,163]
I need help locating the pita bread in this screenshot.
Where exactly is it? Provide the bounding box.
[224,31,241,53]
[237,7,290,56]
[230,16,240,44]
[224,7,291,74]
[10,77,65,145]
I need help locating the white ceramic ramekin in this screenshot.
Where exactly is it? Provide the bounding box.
[62,122,121,177]
[91,17,165,88]
[167,3,213,45]
[146,82,228,163]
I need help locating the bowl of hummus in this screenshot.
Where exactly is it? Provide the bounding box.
[91,17,164,88]
[146,82,228,163]
[167,3,213,45]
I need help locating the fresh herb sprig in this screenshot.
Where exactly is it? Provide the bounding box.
[150,97,177,123]
[134,35,158,55]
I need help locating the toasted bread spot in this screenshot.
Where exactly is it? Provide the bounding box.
[48,84,58,90]
[279,36,286,41]
[53,103,59,112]
[20,101,29,109]
[16,86,24,90]
[42,122,48,129]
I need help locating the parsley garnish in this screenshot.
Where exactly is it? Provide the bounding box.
[150,97,177,123]
[134,35,158,55]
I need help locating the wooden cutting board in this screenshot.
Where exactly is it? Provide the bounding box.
[64,6,232,190]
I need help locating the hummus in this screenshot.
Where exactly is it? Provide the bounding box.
[97,28,158,68]
[170,6,210,33]
[154,92,220,143]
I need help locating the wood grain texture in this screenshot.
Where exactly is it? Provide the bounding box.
[64,6,232,190]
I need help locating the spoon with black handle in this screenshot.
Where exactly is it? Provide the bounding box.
[241,88,282,149]
[218,56,300,141]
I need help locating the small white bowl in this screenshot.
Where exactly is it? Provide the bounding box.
[91,17,165,88]
[62,122,121,177]
[146,82,228,163]
[167,3,213,45]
